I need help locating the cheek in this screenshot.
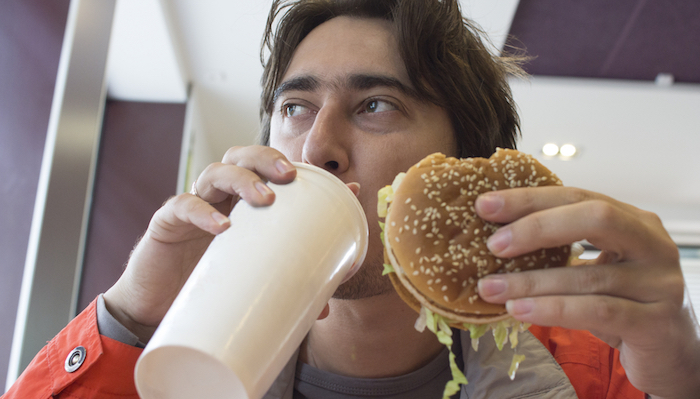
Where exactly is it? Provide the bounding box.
[269,116,304,162]
[269,115,282,148]
[409,105,458,158]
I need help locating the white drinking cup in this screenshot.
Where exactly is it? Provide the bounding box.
[134,163,369,399]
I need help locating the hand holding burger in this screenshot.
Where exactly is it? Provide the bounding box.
[378,149,580,397]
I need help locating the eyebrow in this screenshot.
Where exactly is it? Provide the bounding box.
[272,76,320,104]
[272,73,419,104]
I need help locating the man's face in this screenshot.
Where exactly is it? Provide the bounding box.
[270,16,458,299]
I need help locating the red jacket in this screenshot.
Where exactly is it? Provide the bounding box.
[3,298,644,398]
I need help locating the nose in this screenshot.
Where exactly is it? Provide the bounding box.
[301,104,350,174]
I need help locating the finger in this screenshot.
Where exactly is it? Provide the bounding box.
[317,303,330,320]
[151,194,231,239]
[221,145,297,184]
[503,294,662,346]
[484,200,661,260]
[478,262,681,304]
[195,163,281,207]
[346,182,361,197]
[475,186,641,224]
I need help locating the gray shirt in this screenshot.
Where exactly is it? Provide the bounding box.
[293,338,461,398]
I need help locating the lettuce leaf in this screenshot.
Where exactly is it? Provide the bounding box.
[493,321,509,351]
[508,353,526,380]
[424,308,468,399]
[377,185,393,218]
[378,221,386,247]
[382,263,395,276]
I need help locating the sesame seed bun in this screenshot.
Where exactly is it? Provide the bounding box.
[383,149,571,326]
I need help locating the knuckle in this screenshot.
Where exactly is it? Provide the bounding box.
[526,214,546,241]
[587,200,619,228]
[153,194,195,223]
[222,146,244,161]
[200,162,222,177]
[663,244,681,265]
[565,187,593,204]
[655,235,680,264]
[664,272,686,307]
[160,194,178,208]
[176,191,206,209]
[577,266,611,294]
[519,188,538,213]
[547,298,567,320]
[167,193,190,208]
[593,297,617,324]
[518,272,539,296]
[173,193,200,214]
[639,209,663,226]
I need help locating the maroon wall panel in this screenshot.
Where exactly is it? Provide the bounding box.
[0,0,71,386]
[508,0,700,83]
[78,100,186,311]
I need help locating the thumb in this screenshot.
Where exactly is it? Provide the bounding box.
[317,303,330,320]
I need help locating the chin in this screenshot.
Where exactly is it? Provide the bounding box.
[332,253,393,300]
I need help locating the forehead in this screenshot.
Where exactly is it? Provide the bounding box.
[281,16,409,87]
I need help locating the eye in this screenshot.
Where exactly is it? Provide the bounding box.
[283,104,311,117]
[363,99,397,113]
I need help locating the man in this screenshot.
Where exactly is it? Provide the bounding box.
[5,0,700,398]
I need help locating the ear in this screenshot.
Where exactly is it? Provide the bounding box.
[317,303,330,320]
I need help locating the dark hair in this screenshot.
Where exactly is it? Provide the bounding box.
[259,0,527,158]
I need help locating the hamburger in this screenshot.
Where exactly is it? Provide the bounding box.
[377,149,579,396]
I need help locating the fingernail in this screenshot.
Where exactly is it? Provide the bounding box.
[487,229,511,255]
[476,193,504,216]
[478,277,506,298]
[256,182,273,197]
[276,159,294,174]
[211,212,230,226]
[506,299,534,316]
[347,182,361,196]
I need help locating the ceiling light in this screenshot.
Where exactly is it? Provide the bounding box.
[542,143,559,157]
[655,73,674,86]
[559,144,577,157]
